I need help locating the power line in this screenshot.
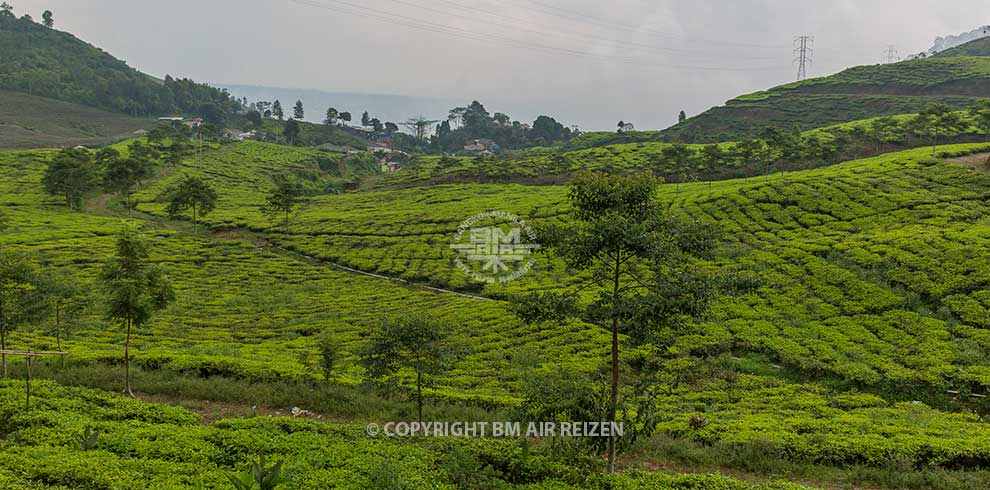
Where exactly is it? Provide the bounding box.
[408,0,782,60]
[495,0,791,49]
[881,44,899,64]
[794,36,813,81]
[284,0,789,72]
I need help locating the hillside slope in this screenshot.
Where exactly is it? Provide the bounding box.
[0,13,236,117]
[934,36,990,58]
[663,40,990,142]
[0,90,154,148]
[11,142,990,486]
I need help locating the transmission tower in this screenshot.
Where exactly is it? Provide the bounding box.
[794,36,814,81]
[881,45,899,64]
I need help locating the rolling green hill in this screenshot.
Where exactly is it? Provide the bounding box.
[0,90,155,148]
[0,12,237,117]
[663,40,990,143]
[9,139,990,487]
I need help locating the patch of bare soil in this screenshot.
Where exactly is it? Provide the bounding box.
[950,153,990,173]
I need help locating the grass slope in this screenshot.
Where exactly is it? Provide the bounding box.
[0,90,155,148]
[663,55,990,142]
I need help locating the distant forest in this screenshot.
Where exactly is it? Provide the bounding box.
[0,11,239,118]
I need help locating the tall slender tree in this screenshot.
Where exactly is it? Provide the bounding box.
[515,172,728,473]
[293,100,305,120]
[99,229,175,397]
[272,100,284,121]
[41,9,52,27]
[359,316,465,425]
[262,175,304,230]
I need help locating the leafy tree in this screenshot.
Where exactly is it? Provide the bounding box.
[659,143,695,179]
[0,251,47,377]
[515,172,727,472]
[283,118,301,145]
[316,329,344,383]
[361,111,371,127]
[969,100,990,142]
[103,152,152,212]
[42,148,99,210]
[41,9,52,27]
[678,110,687,123]
[531,115,567,143]
[324,107,339,126]
[384,121,399,134]
[165,175,218,225]
[700,144,727,167]
[916,104,965,155]
[0,2,12,18]
[262,175,303,229]
[868,117,901,153]
[246,109,262,128]
[339,112,352,124]
[198,102,226,127]
[403,116,439,140]
[359,315,466,424]
[272,100,284,120]
[462,100,490,132]
[448,107,467,129]
[370,118,384,132]
[293,100,304,120]
[99,228,175,397]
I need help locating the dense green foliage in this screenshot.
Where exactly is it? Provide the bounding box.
[0,13,238,117]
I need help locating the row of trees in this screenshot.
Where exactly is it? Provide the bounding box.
[41,134,219,223]
[626,100,990,184]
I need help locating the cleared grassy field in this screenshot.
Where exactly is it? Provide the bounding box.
[0,90,155,149]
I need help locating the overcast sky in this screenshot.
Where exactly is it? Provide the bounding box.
[12,0,990,130]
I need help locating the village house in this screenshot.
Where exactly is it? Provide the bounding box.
[463,138,499,154]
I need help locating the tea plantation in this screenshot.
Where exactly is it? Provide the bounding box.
[8,137,990,488]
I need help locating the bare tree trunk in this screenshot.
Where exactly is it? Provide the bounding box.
[56,302,64,368]
[25,356,32,409]
[417,370,424,426]
[125,319,134,398]
[606,253,621,474]
[1,327,6,378]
